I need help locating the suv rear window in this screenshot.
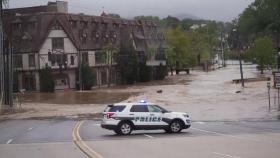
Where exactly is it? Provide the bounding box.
[106,105,126,112]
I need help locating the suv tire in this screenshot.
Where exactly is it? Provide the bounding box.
[169,120,183,133]
[116,121,133,135]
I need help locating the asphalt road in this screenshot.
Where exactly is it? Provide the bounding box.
[0,119,280,158]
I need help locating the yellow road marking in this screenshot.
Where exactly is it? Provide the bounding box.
[72,121,104,158]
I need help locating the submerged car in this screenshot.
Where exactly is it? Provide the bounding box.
[101,101,191,135]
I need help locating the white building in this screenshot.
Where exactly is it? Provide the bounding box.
[4,1,166,91]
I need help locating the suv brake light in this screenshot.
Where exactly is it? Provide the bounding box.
[106,112,115,119]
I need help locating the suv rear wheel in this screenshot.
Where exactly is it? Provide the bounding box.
[116,122,133,135]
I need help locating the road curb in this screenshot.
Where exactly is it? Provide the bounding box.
[72,121,104,158]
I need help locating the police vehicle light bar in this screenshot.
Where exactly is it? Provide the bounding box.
[139,100,147,103]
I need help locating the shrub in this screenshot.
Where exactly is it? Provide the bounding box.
[39,66,55,92]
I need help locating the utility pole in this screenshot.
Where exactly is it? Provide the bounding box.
[233,28,244,88]
[0,0,4,106]
[107,50,111,87]
[78,50,82,91]
[239,52,245,88]
[237,34,244,88]
[221,31,225,67]
[0,0,13,108]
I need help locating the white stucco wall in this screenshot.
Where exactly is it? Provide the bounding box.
[68,70,76,89]
[88,51,95,67]
[22,54,28,70]
[39,29,78,69]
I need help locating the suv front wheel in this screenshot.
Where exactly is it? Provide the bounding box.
[115,122,133,135]
[169,120,183,133]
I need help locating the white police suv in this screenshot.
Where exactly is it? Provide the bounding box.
[101,101,191,135]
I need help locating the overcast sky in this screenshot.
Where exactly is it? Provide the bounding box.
[8,0,254,22]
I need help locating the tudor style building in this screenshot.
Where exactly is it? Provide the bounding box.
[3,1,166,91]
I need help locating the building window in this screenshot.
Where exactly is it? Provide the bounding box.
[13,23,22,30]
[13,54,23,68]
[50,54,67,66]
[101,70,107,85]
[29,54,35,67]
[95,52,107,64]
[52,38,64,50]
[82,52,88,64]
[70,56,75,65]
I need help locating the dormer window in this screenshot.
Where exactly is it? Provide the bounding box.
[81,33,87,44]
[113,34,117,39]
[103,33,109,42]
[28,16,37,29]
[111,33,117,43]
[101,23,108,30]
[70,20,77,28]
[113,23,119,28]
[81,21,88,28]
[52,21,62,30]
[95,33,100,39]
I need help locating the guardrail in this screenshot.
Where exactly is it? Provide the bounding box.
[232,77,271,84]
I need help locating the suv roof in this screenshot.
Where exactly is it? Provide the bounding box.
[113,102,156,106]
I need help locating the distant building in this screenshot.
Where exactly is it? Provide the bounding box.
[3,1,166,91]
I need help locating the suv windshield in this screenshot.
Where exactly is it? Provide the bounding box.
[153,105,169,113]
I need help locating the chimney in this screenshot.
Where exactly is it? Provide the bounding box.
[47,1,68,13]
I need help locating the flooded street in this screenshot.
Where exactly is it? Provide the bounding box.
[1,63,279,121]
[125,63,279,121]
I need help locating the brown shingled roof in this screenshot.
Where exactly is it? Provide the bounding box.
[4,12,165,55]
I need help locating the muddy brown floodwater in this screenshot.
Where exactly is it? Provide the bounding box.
[19,73,193,105]
[20,91,139,105]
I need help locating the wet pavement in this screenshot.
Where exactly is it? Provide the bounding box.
[1,119,280,158]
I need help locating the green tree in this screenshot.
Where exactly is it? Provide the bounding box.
[39,66,55,92]
[238,0,280,39]
[103,43,119,87]
[138,63,152,82]
[162,16,181,28]
[76,62,96,90]
[246,37,276,74]
[117,39,138,84]
[165,27,195,74]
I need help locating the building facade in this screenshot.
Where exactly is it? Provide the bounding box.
[4,1,166,91]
